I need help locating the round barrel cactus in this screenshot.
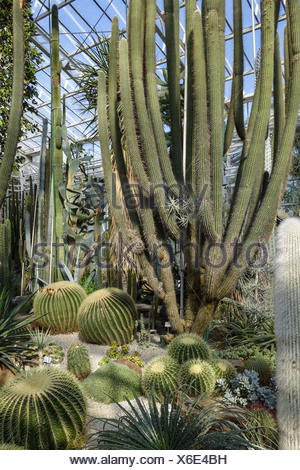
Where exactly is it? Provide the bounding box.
[244,357,272,386]
[78,288,137,345]
[141,356,179,401]
[210,359,237,384]
[0,367,87,449]
[179,359,216,397]
[33,281,87,333]
[67,343,91,380]
[168,333,211,364]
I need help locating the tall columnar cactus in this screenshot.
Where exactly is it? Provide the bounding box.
[33,281,87,333]
[98,0,300,335]
[78,288,137,345]
[274,217,300,450]
[141,356,179,401]
[51,4,64,280]
[168,333,211,364]
[179,359,216,397]
[0,367,87,449]
[67,343,91,380]
[0,220,12,291]
[0,0,24,208]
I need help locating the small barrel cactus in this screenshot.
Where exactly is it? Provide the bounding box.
[141,356,179,401]
[0,367,87,449]
[78,288,137,345]
[179,359,216,397]
[168,333,211,364]
[210,358,237,384]
[67,343,91,380]
[0,444,25,450]
[33,281,87,333]
[244,357,272,386]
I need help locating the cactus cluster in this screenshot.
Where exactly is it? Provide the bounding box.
[167,333,211,363]
[0,367,87,449]
[244,357,272,387]
[67,343,91,380]
[141,356,180,401]
[210,359,237,384]
[78,288,137,345]
[179,359,216,397]
[274,217,300,450]
[33,281,87,333]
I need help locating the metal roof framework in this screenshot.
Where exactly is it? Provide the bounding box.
[19,0,290,181]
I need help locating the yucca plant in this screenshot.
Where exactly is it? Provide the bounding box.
[86,389,260,450]
[0,282,41,373]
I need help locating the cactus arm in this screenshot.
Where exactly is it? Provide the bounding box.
[129,0,180,239]
[0,0,24,208]
[205,1,224,238]
[273,32,285,164]
[193,11,217,241]
[145,0,180,197]
[163,0,183,182]
[232,0,246,141]
[284,26,290,110]
[219,1,225,120]
[108,17,128,189]
[223,90,235,156]
[222,0,275,250]
[184,0,196,188]
[118,40,150,191]
[51,5,64,279]
[274,218,300,450]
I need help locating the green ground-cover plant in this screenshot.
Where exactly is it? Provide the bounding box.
[86,388,260,450]
[83,361,142,403]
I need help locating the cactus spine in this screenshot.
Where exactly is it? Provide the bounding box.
[0,367,86,449]
[0,0,24,207]
[33,281,87,333]
[141,356,179,401]
[78,288,137,345]
[67,343,91,380]
[274,217,300,450]
[98,0,300,335]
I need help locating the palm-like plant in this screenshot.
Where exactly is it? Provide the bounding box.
[86,389,260,450]
[0,282,40,372]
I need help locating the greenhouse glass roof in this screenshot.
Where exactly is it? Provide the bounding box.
[19,0,288,163]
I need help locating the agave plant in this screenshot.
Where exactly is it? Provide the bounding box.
[0,282,41,372]
[86,389,260,450]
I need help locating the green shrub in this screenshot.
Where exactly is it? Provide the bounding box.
[78,288,137,345]
[141,356,179,401]
[33,281,87,333]
[0,367,87,449]
[179,359,216,397]
[168,334,211,364]
[67,343,91,379]
[83,362,142,403]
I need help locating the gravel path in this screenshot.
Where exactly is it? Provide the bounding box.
[47,332,167,430]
